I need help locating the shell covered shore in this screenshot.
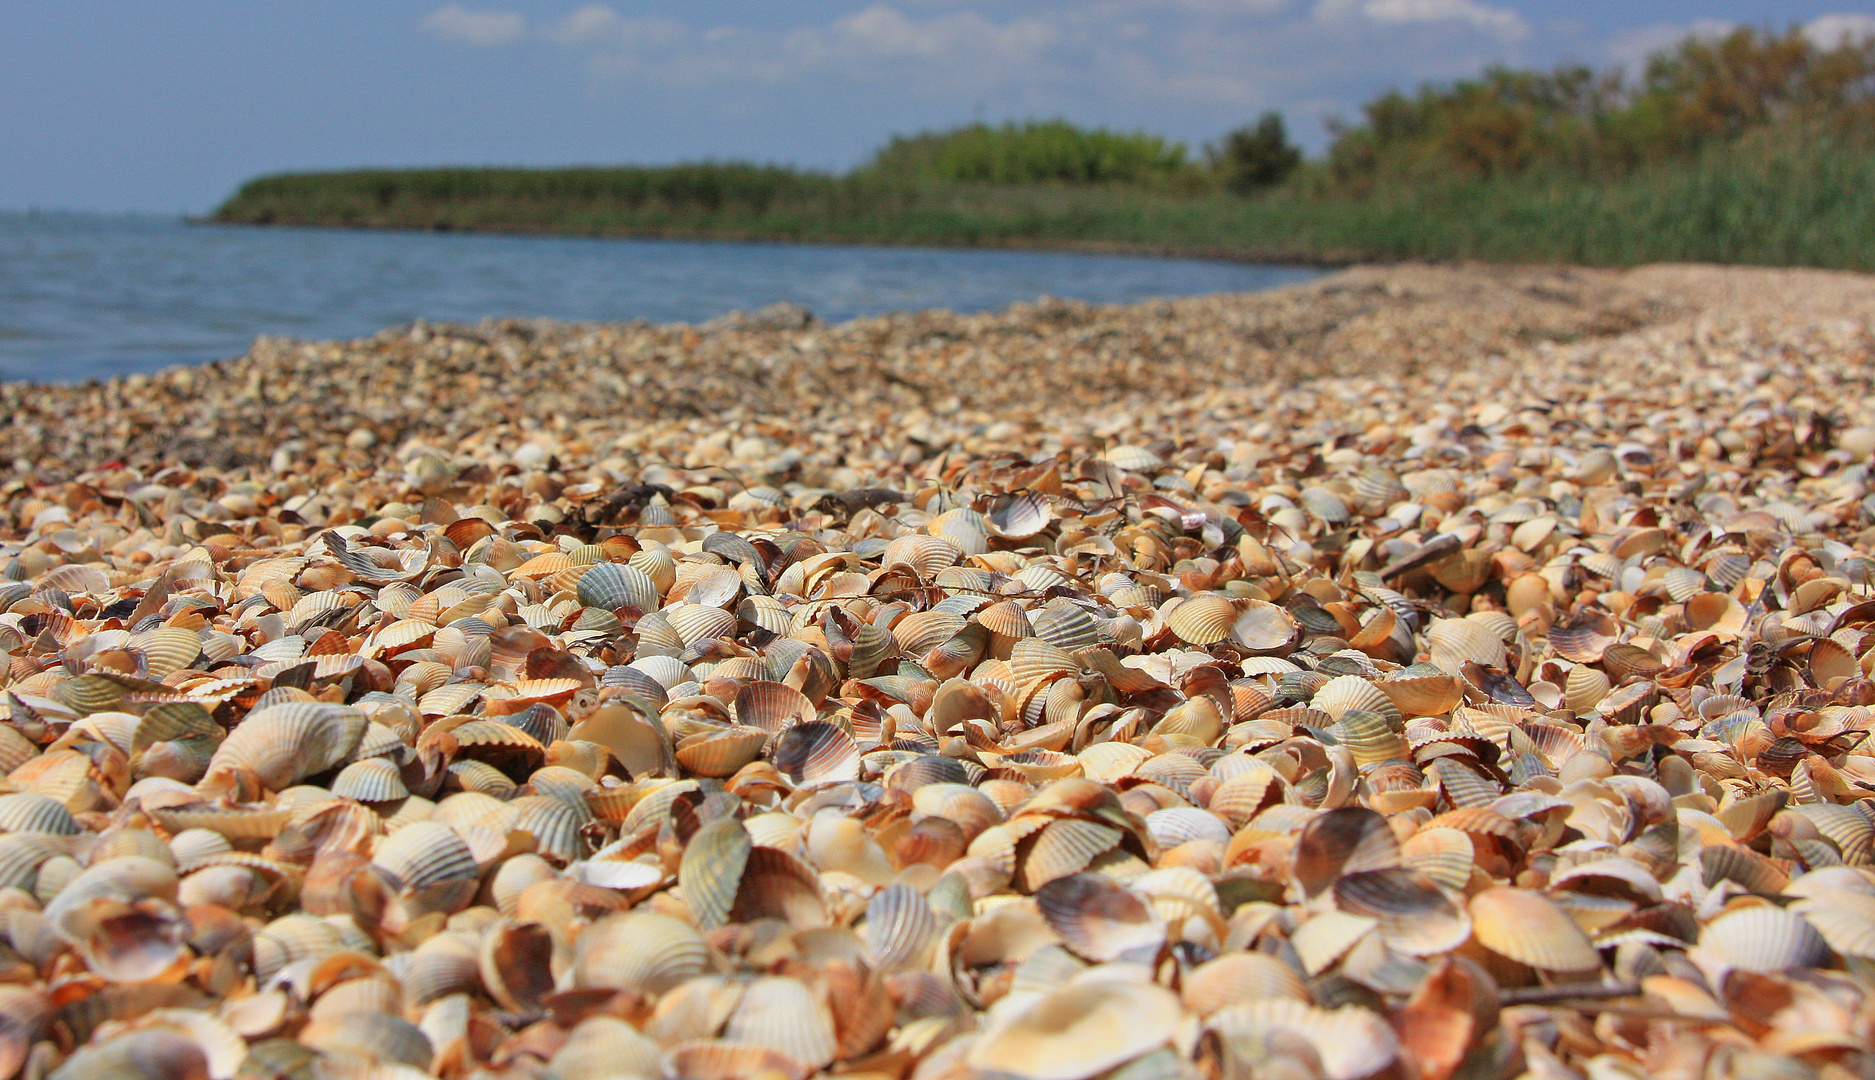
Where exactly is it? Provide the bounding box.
[4,262,1875,1080]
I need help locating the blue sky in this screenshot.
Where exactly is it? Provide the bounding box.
[4,2,1870,213]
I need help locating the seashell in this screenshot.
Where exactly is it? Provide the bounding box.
[299,1011,434,1071]
[549,1016,665,1080]
[510,787,588,866]
[576,561,660,612]
[0,792,82,836]
[1166,595,1236,646]
[45,1030,208,1080]
[733,680,815,733]
[1036,872,1165,962]
[864,882,942,971]
[329,757,409,802]
[1332,867,1471,956]
[882,534,964,579]
[1468,887,1599,972]
[1019,818,1123,892]
[1335,708,1409,767]
[1032,599,1104,653]
[1104,445,1166,472]
[1182,953,1311,1015]
[674,725,768,778]
[1399,827,1474,891]
[986,491,1054,539]
[1791,889,1875,960]
[680,817,751,931]
[1375,673,1463,718]
[1207,998,1399,1080]
[772,721,860,785]
[965,978,1182,1080]
[1700,903,1830,972]
[401,931,484,1007]
[722,975,837,1070]
[204,702,368,793]
[573,911,713,994]
[1311,675,1401,724]
[372,821,479,916]
[662,1041,811,1080]
[1145,807,1231,847]
[1426,619,1505,674]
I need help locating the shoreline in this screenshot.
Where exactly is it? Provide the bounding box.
[189,213,1364,269]
[4,260,1875,1076]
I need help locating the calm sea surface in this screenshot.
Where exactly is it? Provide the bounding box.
[0,212,1321,382]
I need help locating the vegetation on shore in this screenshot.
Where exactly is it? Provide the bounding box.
[213,27,1875,269]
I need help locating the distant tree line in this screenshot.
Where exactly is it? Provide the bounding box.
[209,24,1875,271]
[1322,25,1875,191]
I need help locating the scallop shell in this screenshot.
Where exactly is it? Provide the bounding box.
[329,757,409,803]
[1332,868,1471,956]
[1207,998,1400,1080]
[1700,903,1830,973]
[864,882,942,971]
[205,702,368,792]
[1311,676,1401,724]
[576,561,660,612]
[722,975,837,1070]
[573,911,713,994]
[372,820,479,897]
[1181,953,1312,1015]
[1166,595,1237,646]
[680,817,752,931]
[964,978,1182,1080]
[772,721,860,785]
[1468,887,1599,971]
[0,792,81,836]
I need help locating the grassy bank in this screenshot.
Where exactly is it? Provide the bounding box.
[212,27,1875,270]
[211,131,1875,270]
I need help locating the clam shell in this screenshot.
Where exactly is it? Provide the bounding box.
[1700,903,1830,972]
[722,975,837,1070]
[1182,953,1311,1015]
[864,882,942,971]
[205,702,368,792]
[1332,867,1471,956]
[964,978,1182,1080]
[576,561,660,612]
[549,1016,665,1080]
[1312,675,1401,724]
[1035,872,1165,963]
[771,721,859,785]
[1166,595,1236,646]
[372,821,479,894]
[329,757,409,802]
[573,911,713,994]
[1468,887,1600,971]
[680,817,751,931]
[1019,818,1122,893]
[1207,999,1399,1080]
[0,792,81,836]
[734,680,815,734]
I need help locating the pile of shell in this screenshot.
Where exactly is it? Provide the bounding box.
[2,263,1875,1080]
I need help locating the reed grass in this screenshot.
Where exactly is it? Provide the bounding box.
[211,131,1875,270]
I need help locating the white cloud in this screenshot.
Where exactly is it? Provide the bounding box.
[519,0,1575,161]
[544,3,1058,93]
[1358,0,1525,40]
[1806,13,1875,49]
[1604,18,1733,73]
[1313,0,1524,42]
[546,5,683,50]
[420,4,526,48]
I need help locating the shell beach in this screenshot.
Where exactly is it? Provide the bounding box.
[3,262,1875,1080]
